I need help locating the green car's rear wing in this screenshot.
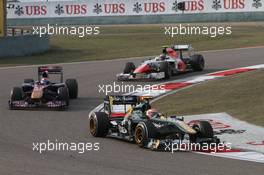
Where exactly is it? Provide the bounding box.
[104,95,139,105]
[103,95,152,116]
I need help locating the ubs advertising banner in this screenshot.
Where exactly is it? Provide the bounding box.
[6,0,264,19]
[0,0,6,37]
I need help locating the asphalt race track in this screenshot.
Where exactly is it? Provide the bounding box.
[0,47,264,175]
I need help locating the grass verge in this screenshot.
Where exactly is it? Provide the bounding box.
[153,70,264,127]
[1,22,264,66]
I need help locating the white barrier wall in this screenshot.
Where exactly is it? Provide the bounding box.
[6,0,264,19]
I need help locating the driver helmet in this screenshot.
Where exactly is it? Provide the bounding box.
[146,108,159,119]
[41,71,50,85]
[166,48,178,58]
[42,71,49,78]
[160,54,167,60]
[166,48,174,53]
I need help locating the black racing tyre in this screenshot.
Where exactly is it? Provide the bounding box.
[192,121,214,139]
[160,62,171,79]
[189,134,197,143]
[135,121,157,148]
[58,87,69,106]
[123,62,136,74]
[89,112,109,137]
[11,87,23,101]
[191,54,205,71]
[24,79,34,84]
[65,79,78,99]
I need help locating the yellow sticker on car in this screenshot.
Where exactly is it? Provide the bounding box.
[177,120,196,134]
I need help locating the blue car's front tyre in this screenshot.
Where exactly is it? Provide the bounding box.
[66,79,78,99]
[11,87,23,101]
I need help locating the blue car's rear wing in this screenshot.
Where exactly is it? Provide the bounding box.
[38,66,63,82]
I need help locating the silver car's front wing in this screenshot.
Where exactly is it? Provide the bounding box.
[117,72,165,81]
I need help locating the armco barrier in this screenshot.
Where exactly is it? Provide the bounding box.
[0,35,49,57]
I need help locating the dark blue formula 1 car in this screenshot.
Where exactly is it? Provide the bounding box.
[9,66,78,110]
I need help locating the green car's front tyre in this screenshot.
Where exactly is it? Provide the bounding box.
[135,121,157,148]
[191,121,214,142]
[89,112,109,137]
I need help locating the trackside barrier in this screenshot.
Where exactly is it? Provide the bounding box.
[0,35,49,57]
[6,1,264,25]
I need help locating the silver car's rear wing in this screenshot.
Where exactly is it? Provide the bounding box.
[172,45,191,51]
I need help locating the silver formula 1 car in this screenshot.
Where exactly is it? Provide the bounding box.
[117,45,205,81]
[9,66,78,110]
